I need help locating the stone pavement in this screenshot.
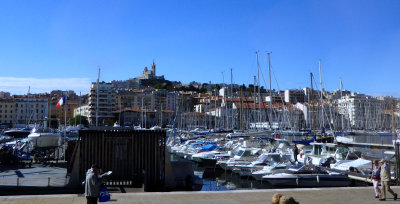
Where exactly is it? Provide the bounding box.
[1,186,400,204]
[0,166,68,187]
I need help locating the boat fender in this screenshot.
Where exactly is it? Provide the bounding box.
[296,176,299,186]
[317,175,319,183]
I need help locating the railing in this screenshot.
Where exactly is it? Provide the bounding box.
[0,176,69,187]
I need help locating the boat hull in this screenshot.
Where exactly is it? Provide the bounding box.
[4,130,31,138]
[28,133,61,148]
[263,174,351,187]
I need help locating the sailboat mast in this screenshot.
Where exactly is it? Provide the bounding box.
[319,60,324,129]
[222,71,227,129]
[268,53,272,127]
[141,97,144,128]
[311,73,315,135]
[214,88,217,130]
[240,88,244,130]
[230,68,233,130]
[79,92,82,126]
[256,52,261,124]
[392,100,399,184]
[253,76,256,127]
[340,78,344,131]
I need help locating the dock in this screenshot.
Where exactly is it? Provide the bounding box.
[1,186,400,204]
[320,166,372,183]
[337,141,394,150]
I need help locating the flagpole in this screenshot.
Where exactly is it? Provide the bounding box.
[63,94,67,161]
[79,92,82,126]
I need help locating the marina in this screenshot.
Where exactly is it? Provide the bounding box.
[167,130,399,190]
[1,2,400,203]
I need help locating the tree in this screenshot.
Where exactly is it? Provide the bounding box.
[154,83,163,90]
[69,115,89,127]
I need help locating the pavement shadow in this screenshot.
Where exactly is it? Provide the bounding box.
[0,164,33,173]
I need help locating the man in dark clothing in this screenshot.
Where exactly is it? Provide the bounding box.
[85,164,109,204]
[293,144,299,162]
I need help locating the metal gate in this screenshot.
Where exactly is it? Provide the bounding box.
[78,129,166,191]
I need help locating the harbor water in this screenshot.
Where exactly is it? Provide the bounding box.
[171,154,274,191]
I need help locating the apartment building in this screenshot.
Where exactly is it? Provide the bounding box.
[88,82,116,125]
[338,93,381,129]
[0,99,14,125]
[74,105,90,118]
[13,97,48,125]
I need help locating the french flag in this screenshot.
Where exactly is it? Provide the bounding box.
[56,96,66,108]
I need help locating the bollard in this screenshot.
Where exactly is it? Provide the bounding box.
[48,177,50,187]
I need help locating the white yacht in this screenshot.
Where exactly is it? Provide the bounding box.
[262,164,351,187]
[28,126,62,148]
[217,147,262,171]
[300,142,349,167]
[233,152,292,177]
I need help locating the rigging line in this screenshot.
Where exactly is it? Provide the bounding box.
[257,58,271,124]
[320,66,337,134]
[270,64,294,130]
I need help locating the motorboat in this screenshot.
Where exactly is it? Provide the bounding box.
[300,142,350,167]
[113,121,121,127]
[330,158,372,172]
[252,163,289,181]
[4,127,32,138]
[217,147,262,171]
[0,135,14,143]
[232,152,292,177]
[262,163,351,187]
[150,125,162,130]
[191,144,219,163]
[28,127,62,148]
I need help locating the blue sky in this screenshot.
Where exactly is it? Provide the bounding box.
[0,1,399,96]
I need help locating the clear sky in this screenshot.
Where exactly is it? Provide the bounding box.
[0,0,399,96]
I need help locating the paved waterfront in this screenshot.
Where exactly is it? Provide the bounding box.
[1,186,400,204]
[0,165,68,187]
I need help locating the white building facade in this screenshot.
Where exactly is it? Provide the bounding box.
[88,82,116,125]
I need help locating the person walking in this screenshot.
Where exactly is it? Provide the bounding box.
[371,160,381,198]
[379,159,397,201]
[293,144,299,163]
[85,164,109,204]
